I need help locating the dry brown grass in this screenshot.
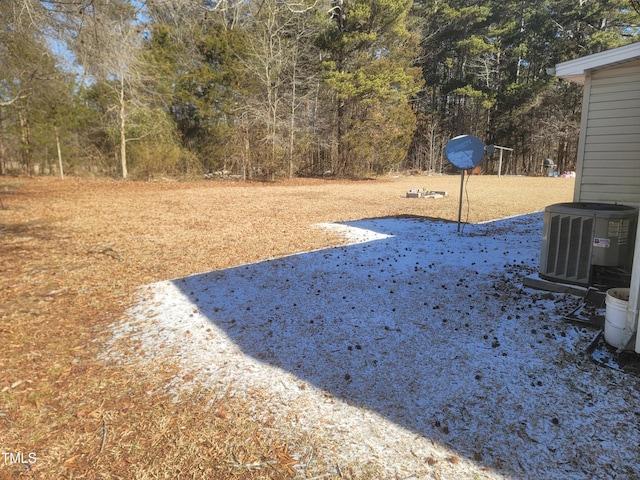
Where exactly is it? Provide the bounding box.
[0,174,573,479]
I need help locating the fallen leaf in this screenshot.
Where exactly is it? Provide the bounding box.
[64,454,80,467]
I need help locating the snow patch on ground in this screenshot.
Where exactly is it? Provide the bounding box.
[105,213,640,479]
[314,222,394,243]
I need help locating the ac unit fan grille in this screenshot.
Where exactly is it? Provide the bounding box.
[543,214,593,284]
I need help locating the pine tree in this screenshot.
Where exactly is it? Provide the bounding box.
[317,0,421,176]
[410,0,640,175]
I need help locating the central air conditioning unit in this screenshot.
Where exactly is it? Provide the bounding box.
[539,202,638,287]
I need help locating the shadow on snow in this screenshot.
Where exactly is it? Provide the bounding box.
[164,213,639,479]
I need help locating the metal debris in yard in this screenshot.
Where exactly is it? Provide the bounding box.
[406,188,448,198]
[561,286,640,375]
[563,287,606,329]
[588,332,640,375]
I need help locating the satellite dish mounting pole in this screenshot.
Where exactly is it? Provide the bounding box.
[444,135,486,234]
[457,169,465,233]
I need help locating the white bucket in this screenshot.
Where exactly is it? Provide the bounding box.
[604,288,631,349]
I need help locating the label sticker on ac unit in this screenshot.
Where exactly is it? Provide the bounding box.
[593,238,610,248]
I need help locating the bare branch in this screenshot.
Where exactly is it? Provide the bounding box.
[0,94,29,107]
[284,0,319,14]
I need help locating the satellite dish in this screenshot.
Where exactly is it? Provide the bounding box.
[445,135,486,170]
[445,134,489,233]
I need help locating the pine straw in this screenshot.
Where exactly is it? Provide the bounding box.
[0,175,574,479]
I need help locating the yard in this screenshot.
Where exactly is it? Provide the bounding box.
[2,175,639,479]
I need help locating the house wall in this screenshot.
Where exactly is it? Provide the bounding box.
[575,59,640,207]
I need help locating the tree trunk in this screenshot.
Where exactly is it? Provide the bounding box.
[119,75,128,179]
[54,124,64,179]
[0,108,5,175]
[337,98,346,175]
[289,54,297,179]
[243,129,250,181]
[18,110,34,175]
[429,120,437,173]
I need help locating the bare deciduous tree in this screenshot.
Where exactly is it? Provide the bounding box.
[70,1,156,178]
[239,0,321,178]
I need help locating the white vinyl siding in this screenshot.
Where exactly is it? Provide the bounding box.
[576,60,640,207]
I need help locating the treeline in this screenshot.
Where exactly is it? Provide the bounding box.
[1,1,638,180]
